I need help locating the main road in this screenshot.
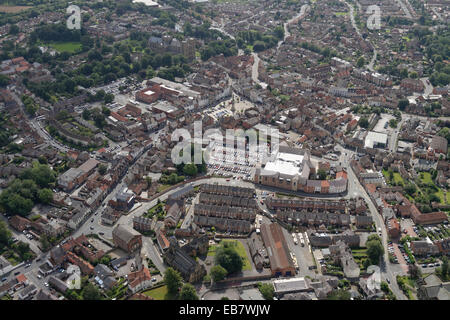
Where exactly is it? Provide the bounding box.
[344,146,407,300]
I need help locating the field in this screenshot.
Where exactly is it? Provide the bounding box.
[382,169,405,186]
[419,172,433,184]
[418,171,447,204]
[142,285,168,300]
[45,42,82,54]
[0,5,31,13]
[207,239,252,271]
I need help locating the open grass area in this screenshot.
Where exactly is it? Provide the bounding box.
[435,189,445,203]
[157,184,171,193]
[142,285,168,300]
[45,41,82,53]
[382,169,404,186]
[419,172,433,184]
[207,240,252,271]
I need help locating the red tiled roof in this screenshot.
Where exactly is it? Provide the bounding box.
[16,274,27,283]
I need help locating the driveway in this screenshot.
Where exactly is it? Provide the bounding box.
[392,243,409,273]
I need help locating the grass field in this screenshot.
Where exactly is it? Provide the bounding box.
[157,184,171,193]
[45,42,82,53]
[382,169,404,185]
[207,240,252,271]
[419,172,433,184]
[142,285,168,300]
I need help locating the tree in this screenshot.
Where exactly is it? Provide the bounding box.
[164,267,182,295]
[5,193,34,216]
[357,56,365,68]
[82,109,91,120]
[404,183,417,196]
[37,188,53,204]
[317,169,327,180]
[98,164,107,175]
[327,289,351,300]
[0,74,10,87]
[14,241,32,261]
[215,244,243,275]
[441,256,449,280]
[358,117,369,129]
[0,220,12,247]
[9,24,19,35]
[21,163,56,188]
[408,264,421,279]
[179,283,199,300]
[398,99,409,111]
[210,265,227,282]
[257,282,274,300]
[82,282,103,300]
[366,235,384,265]
[183,163,198,176]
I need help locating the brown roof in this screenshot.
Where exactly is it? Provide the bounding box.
[260,223,295,273]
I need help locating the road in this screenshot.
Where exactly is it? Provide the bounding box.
[342,0,377,71]
[250,53,268,89]
[346,156,407,300]
[277,4,310,51]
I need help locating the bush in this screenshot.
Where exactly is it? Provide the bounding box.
[257,282,274,300]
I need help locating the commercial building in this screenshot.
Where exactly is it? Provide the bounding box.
[112,224,142,253]
[260,223,296,277]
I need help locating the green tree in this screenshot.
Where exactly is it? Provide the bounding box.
[183,163,198,176]
[215,244,243,275]
[82,282,103,300]
[82,109,91,120]
[359,117,369,128]
[408,264,421,279]
[327,289,351,300]
[98,164,107,175]
[357,56,365,68]
[0,220,12,247]
[441,256,449,280]
[398,99,409,111]
[366,235,384,265]
[317,169,327,180]
[210,265,227,282]
[257,282,274,300]
[9,24,19,35]
[37,188,53,204]
[164,267,182,295]
[179,283,199,300]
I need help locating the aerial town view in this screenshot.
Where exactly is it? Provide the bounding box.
[0,0,449,308]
